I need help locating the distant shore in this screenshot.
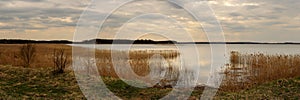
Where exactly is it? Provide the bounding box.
[0,39,300,44]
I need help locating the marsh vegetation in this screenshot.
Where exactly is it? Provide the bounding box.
[0,44,299,99]
[221,51,300,91]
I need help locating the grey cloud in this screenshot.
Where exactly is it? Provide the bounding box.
[0,0,89,31]
[222,22,248,32]
[262,21,284,26]
[212,0,300,42]
[228,12,242,17]
[284,25,300,30]
[245,5,259,10]
[0,7,83,20]
[0,16,15,22]
[101,0,189,28]
[0,0,299,42]
[0,24,47,30]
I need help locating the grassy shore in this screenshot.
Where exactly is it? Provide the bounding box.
[0,65,299,99]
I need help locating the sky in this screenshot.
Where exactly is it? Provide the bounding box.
[0,0,299,42]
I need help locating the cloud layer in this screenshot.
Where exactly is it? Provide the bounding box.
[0,0,299,42]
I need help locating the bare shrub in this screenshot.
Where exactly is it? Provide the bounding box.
[19,44,36,68]
[52,48,69,74]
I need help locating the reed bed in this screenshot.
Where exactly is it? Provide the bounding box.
[75,49,182,86]
[221,51,300,91]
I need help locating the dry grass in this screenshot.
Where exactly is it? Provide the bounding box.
[0,44,181,85]
[0,44,72,68]
[220,51,300,91]
[0,64,298,99]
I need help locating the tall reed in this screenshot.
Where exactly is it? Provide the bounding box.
[95,50,180,79]
[221,51,300,91]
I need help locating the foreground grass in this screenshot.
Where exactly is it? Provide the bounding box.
[222,51,300,91]
[0,65,299,99]
[0,65,85,99]
[103,79,173,99]
[216,77,300,99]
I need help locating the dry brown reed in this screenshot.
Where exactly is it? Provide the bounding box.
[94,50,180,78]
[221,51,300,91]
[69,47,181,86]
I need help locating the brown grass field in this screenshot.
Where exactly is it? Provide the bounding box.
[0,44,179,75]
[0,44,72,68]
[0,44,181,84]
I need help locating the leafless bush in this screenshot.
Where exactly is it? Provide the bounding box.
[19,44,36,68]
[52,48,69,74]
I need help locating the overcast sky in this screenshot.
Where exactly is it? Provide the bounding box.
[0,0,299,42]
